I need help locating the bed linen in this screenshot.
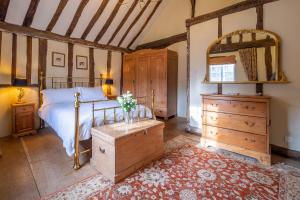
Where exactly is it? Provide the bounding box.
[38,101,152,156]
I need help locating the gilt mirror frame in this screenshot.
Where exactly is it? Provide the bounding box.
[204,29,288,84]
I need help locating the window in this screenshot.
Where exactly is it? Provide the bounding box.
[209,64,235,82]
[208,55,236,82]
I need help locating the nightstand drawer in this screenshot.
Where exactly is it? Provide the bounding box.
[16,105,34,114]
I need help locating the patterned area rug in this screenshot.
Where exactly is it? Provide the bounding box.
[43,136,300,200]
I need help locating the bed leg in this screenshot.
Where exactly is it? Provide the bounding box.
[73,92,81,170]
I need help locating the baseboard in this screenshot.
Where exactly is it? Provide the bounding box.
[185,124,201,135]
[271,144,300,161]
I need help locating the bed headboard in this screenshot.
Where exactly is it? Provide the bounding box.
[38,72,104,107]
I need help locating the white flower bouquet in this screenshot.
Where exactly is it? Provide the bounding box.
[117,91,137,124]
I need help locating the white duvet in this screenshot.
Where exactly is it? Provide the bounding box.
[38,100,152,156]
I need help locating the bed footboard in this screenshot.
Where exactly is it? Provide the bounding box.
[73,90,156,170]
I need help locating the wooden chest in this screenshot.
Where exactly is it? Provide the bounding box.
[91,120,165,183]
[201,94,271,165]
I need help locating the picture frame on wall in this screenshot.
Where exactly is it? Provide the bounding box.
[76,55,88,70]
[52,52,65,68]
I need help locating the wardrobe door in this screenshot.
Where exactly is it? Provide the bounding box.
[123,56,136,95]
[150,53,166,109]
[136,56,150,102]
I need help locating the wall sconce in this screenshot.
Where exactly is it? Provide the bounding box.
[13,78,28,104]
[105,78,114,96]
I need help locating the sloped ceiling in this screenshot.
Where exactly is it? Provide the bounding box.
[0,0,165,50]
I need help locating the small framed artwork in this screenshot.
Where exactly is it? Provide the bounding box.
[76,55,88,70]
[52,52,65,67]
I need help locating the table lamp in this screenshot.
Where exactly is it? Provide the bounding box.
[105,78,114,96]
[13,78,28,103]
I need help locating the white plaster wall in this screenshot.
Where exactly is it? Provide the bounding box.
[0,33,122,137]
[189,0,300,151]
[168,41,187,118]
[195,0,243,16]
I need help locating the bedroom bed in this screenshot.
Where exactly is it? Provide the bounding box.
[38,73,155,169]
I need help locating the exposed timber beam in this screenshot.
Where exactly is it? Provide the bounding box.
[190,0,196,18]
[46,0,68,31]
[0,0,10,21]
[107,0,138,45]
[0,21,130,52]
[127,0,162,49]
[23,0,40,27]
[11,33,17,85]
[81,0,109,39]
[118,0,151,47]
[26,36,32,84]
[136,32,187,50]
[186,0,278,27]
[210,38,276,54]
[65,0,89,37]
[94,0,124,43]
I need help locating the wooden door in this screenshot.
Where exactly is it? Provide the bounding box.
[136,56,150,104]
[123,56,136,95]
[149,53,166,108]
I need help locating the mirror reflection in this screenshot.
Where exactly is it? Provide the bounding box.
[206,29,284,83]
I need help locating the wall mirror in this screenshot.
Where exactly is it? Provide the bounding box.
[204,29,288,84]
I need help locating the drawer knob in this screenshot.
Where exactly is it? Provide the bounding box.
[210,116,218,121]
[209,130,217,135]
[244,121,255,127]
[245,138,256,143]
[210,104,218,107]
[99,146,105,154]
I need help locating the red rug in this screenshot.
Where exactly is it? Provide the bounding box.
[89,145,280,200]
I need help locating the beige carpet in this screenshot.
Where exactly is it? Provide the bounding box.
[21,130,97,197]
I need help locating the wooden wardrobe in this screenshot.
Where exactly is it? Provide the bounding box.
[122,49,178,119]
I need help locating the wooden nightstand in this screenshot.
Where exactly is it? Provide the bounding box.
[12,103,37,137]
[107,95,117,100]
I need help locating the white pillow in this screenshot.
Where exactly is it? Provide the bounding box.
[78,87,107,101]
[41,88,77,106]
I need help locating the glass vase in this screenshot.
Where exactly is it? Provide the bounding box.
[124,110,133,124]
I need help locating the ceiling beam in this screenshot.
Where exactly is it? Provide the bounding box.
[65,0,89,37]
[94,0,124,43]
[23,0,40,27]
[0,21,130,53]
[127,0,162,49]
[81,0,109,40]
[186,0,278,27]
[46,0,68,31]
[107,0,138,45]
[136,32,187,50]
[118,0,151,47]
[0,0,10,21]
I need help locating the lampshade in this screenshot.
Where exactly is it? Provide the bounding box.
[13,78,28,86]
[105,78,114,85]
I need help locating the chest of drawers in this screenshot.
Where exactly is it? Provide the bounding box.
[201,94,271,165]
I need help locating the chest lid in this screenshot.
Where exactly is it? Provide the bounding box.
[91,120,164,145]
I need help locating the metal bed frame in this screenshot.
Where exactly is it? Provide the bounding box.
[39,73,156,169]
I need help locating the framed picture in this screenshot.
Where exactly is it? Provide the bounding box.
[52,52,65,67]
[76,55,88,70]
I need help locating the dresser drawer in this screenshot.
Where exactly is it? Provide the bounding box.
[15,105,34,114]
[204,125,268,153]
[203,111,267,135]
[203,98,267,117]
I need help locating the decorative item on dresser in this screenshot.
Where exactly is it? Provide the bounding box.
[123,48,178,120]
[201,94,271,165]
[91,120,164,183]
[12,103,37,137]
